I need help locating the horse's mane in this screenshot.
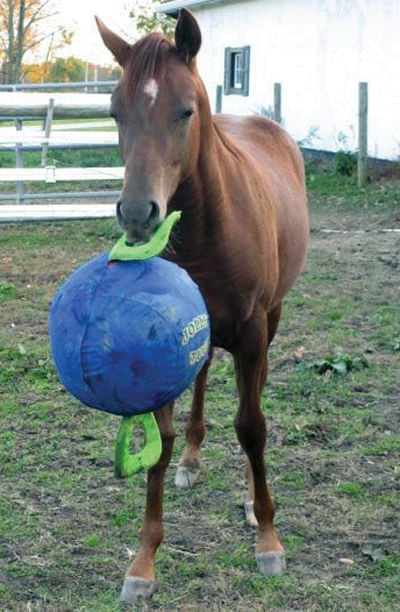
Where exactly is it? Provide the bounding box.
[124,33,175,103]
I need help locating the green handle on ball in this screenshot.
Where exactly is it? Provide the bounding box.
[110,211,181,477]
[115,412,162,478]
[109,210,182,262]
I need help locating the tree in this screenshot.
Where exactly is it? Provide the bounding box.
[48,56,85,82]
[0,0,72,83]
[40,27,73,81]
[22,60,44,82]
[129,0,174,39]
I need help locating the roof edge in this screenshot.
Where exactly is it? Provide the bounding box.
[156,0,228,15]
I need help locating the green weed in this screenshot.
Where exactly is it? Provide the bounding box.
[299,352,369,375]
[362,435,400,456]
[0,280,17,301]
[337,482,365,498]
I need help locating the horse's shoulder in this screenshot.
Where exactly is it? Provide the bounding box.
[214,114,300,162]
[214,114,285,142]
[214,114,304,185]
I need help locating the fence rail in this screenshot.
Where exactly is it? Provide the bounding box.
[0,167,124,182]
[0,190,120,203]
[0,131,118,148]
[0,203,115,222]
[0,92,111,118]
[0,81,117,92]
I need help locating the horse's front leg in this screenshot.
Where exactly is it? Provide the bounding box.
[244,303,282,528]
[175,349,213,488]
[120,403,175,603]
[233,313,285,576]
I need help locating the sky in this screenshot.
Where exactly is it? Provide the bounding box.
[55,0,137,65]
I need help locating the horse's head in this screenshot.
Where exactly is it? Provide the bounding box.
[96,10,203,243]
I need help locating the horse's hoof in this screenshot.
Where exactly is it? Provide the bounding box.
[256,551,286,576]
[244,500,258,527]
[120,576,154,603]
[175,463,200,488]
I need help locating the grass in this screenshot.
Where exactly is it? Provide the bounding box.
[305,158,400,231]
[0,166,399,609]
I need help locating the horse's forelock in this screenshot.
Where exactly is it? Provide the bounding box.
[123,33,174,104]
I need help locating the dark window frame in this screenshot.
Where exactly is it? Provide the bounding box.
[224,46,250,96]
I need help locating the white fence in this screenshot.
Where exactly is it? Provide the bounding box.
[0,91,123,221]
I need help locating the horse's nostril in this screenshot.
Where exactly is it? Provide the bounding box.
[147,201,160,227]
[116,200,124,224]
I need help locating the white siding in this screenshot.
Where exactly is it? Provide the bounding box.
[190,0,400,160]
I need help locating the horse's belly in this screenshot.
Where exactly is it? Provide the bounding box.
[274,195,309,304]
[197,282,259,352]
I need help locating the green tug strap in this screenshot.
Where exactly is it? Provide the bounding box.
[110,211,181,477]
[114,412,162,478]
[109,210,182,262]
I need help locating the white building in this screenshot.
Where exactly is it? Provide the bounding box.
[158,0,400,160]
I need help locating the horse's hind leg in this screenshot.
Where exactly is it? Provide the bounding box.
[120,403,175,604]
[245,303,281,527]
[175,348,213,488]
[234,311,285,576]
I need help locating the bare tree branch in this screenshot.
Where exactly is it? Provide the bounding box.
[22,26,64,55]
[23,0,55,35]
[23,10,58,34]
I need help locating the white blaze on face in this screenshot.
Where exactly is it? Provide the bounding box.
[143,78,159,107]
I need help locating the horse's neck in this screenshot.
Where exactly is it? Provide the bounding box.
[169,116,233,263]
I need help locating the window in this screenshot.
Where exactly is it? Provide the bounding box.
[233,52,243,89]
[224,46,250,96]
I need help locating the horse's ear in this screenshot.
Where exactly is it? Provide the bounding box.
[95,16,131,67]
[174,9,201,62]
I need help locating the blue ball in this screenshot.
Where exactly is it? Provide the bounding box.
[49,253,210,416]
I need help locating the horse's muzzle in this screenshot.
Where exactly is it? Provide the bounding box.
[116,199,161,243]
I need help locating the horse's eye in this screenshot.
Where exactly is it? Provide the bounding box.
[180,109,194,121]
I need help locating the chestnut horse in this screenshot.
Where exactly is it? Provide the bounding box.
[96,9,309,603]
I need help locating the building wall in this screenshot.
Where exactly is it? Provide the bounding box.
[191,0,400,160]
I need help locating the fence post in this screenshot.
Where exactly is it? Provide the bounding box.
[15,119,24,204]
[274,82,281,124]
[85,62,89,93]
[215,85,222,113]
[358,82,368,188]
[41,97,55,167]
[94,65,98,93]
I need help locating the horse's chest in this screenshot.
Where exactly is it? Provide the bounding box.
[196,283,257,351]
[175,251,266,350]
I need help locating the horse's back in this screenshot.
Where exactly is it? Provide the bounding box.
[214,114,309,306]
[214,114,305,184]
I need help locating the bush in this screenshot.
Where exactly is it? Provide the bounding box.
[335,150,357,176]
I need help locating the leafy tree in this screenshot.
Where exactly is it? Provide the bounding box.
[22,60,44,82]
[24,58,119,84]
[48,56,85,82]
[97,63,121,81]
[129,0,174,38]
[0,0,72,83]
[41,26,73,81]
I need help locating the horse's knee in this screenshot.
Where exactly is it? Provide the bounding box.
[161,428,175,448]
[153,430,175,471]
[234,411,266,453]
